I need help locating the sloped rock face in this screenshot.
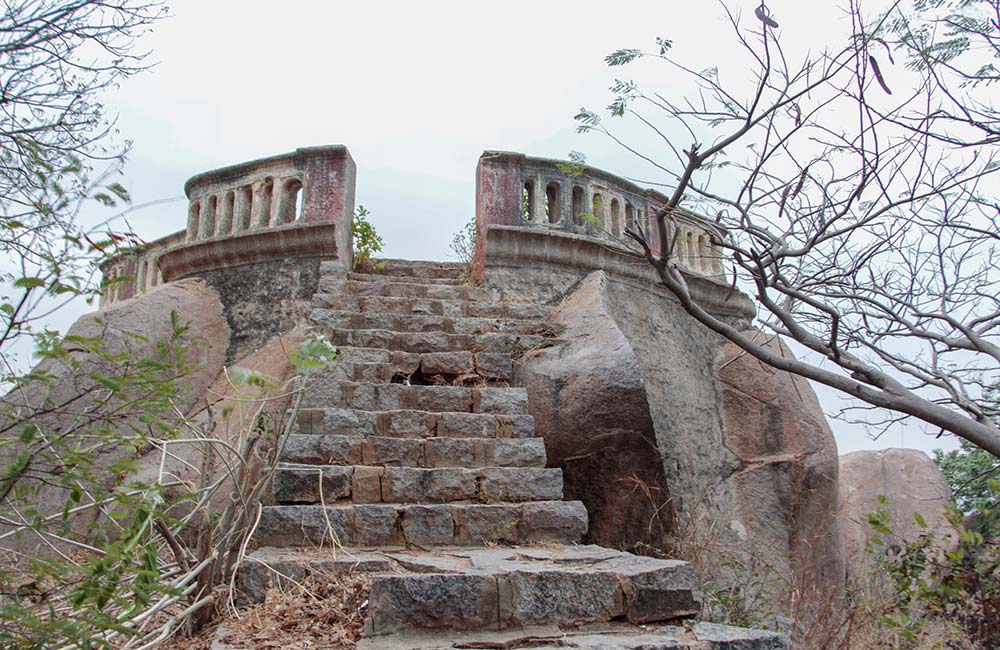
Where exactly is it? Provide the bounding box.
[131,328,305,520]
[516,272,672,550]
[512,269,843,599]
[839,448,956,581]
[6,278,229,416]
[715,338,844,598]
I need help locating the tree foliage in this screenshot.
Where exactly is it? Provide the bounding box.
[0,0,167,366]
[934,440,999,514]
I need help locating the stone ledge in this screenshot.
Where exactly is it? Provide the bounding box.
[157,220,341,282]
[236,545,703,636]
[184,144,351,197]
[484,225,756,321]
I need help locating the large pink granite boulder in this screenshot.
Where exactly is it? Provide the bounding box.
[838,448,956,581]
[516,270,844,601]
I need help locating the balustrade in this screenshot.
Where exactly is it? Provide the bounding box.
[477,151,726,277]
[184,157,309,242]
[99,146,355,308]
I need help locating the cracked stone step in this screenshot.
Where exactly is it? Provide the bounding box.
[237,545,702,636]
[311,308,552,338]
[253,501,588,548]
[342,281,485,302]
[354,623,788,650]
[320,276,492,302]
[314,347,513,382]
[312,293,551,320]
[281,434,547,468]
[300,381,529,414]
[272,464,563,505]
[348,272,465,286]
[329,258,466,280]
[294,408,536,439]
[322,327,552,355]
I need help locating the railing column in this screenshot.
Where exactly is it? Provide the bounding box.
[251,180,272,229]
[294,146,356,269]
[198,196,214,240]
[476,151,527,281]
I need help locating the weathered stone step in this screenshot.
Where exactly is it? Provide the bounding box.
[349,272,465,286]
[325,358,512,384]
[301,381,529,414]
[317,346,512,382]
[311,308,551,338]
[321,277,491,302]
[312,293,551,320]
[272,464,562,504]
[281,433,546,468]
[357,258,467,280]
[295,407,536,439]
[238,546,702,636]
[323,327,551,356]
[254,501,587,548]
[355,623,787,649]
[348,279,487,301]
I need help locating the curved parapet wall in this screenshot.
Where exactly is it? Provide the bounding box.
[475,151,727,280]
[99,230,186,305]
[99,145,355,308]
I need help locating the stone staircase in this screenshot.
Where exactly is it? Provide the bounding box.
[235,259,786,649]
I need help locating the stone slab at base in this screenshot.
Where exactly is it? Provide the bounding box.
[238,545,701,634]
[356,622,787,650]
[213,621,786,650]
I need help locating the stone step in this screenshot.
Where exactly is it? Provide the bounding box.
[281,433,547,468]
[358,258,467,280]
[272,464,563,504]
[317,346,512,382]
[253,501,588,548]
[323,327,551,355]
[348,272,465,286]
[300,381,529,414]
[311,308,551,338]
[312,293,551,320]
[321,277,491,302]
[294,408,536,439]
[355,623,787,649]
[324,358,512,384]
[237,546,702,636]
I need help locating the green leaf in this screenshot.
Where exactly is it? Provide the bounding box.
[605,48,642,66]
[14,277,46,290]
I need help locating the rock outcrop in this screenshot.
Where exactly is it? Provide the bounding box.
[515,272,672,550]
[715,337,844,597]
[513,269,843,600]
[839,448,956,581]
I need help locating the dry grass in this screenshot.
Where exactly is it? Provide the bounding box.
[171,572,372,650]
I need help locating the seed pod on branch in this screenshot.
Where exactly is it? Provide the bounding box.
[755,4,779,29]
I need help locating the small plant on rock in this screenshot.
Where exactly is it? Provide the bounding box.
[449,215,478,284]
[351,205,384,271]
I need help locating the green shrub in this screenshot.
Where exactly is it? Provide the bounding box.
[867,492,1000,648]
[351,205,384,271]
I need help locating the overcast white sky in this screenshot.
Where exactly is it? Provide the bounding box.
[84,0,960,457]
